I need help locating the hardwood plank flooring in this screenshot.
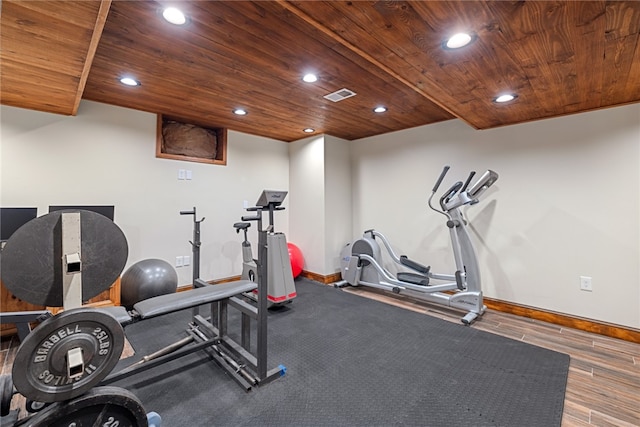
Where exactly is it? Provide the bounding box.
[1,288,639,426]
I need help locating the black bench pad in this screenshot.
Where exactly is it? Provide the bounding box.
[100,281,257,324]
[134,280,257,319]
[100,306,133,324]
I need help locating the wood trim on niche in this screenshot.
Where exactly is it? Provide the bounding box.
[156,115,227,165]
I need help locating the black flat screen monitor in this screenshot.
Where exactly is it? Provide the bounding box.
[0,207,38,241]
[49,205,115,221]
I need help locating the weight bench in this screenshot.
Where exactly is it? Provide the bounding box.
[101,278,285,391]
[2,209,285,412]
[101,279,257,324]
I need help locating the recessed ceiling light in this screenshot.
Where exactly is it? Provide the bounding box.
[373,106,387,113]
[494,94,517,103]
[443,32,475,50]
[233,109,247,115]
[303,128,315,133]
[163,7,186,25]
[302,73,318,83]
[119,77,140,87]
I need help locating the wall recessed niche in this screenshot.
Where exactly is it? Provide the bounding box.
[156,115,227,165]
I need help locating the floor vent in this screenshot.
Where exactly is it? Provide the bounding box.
[323,88,357,102]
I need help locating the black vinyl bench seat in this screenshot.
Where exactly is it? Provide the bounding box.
[102,280,257,324]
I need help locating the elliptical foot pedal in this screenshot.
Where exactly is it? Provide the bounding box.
[399,256,431,275]
[397,272,429,286]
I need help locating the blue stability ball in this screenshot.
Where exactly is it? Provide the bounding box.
[120,258,178,307]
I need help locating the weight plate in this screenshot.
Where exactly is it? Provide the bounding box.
[1,374,14,417]
[21,386,148,427]
[12,308,125,403]
[0,210,128,307]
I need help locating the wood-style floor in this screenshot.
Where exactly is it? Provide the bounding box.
[2,287,639,426]
[342,287,640,427]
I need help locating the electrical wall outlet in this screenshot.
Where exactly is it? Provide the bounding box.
[185,170,192,180]
[579,276,592,292]
[175,256,184,267]
[178,169,186,180]
[184,255,191,266]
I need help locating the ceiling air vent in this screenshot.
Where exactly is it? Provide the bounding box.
[323,88,357,102]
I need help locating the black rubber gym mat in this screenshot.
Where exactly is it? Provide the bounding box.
[110,279,569,426]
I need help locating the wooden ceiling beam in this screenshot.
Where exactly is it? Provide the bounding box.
[275,0,471,127]
[72,0,112,115]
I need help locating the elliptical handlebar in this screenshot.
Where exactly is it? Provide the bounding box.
[429,166,498,215]
[429,166,451,217]
[460,171,476,193]
[439,181,464,211]
[431,165,450,193]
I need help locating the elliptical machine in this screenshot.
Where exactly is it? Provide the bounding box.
[339,166,498,325]
[234,190,297,307]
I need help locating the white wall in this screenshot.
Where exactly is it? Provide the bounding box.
[288,135,325,274]
[0,101,290,287]
[324,135,352,275]
[2,99,638,328]
[288,134,352,276]
[350,104,640,328]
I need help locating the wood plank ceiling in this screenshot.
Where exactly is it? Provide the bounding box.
[1,1,639,142]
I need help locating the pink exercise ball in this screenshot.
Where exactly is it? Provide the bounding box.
[287,242,304,278]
